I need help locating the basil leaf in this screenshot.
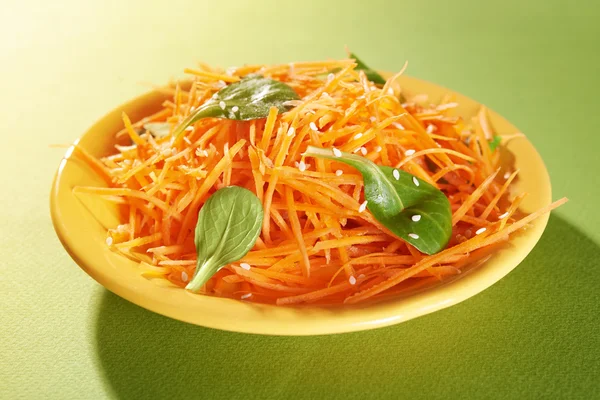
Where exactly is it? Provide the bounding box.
[304,146,452,255]
[350,53,386,85]
[489,135,501,152]
[143,122,172,138]
[173,74,299,141]
[186,186,263,292]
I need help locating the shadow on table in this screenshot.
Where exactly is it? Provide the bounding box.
[95,215,599,400]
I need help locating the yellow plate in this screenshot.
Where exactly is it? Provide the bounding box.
[50,75,551,335]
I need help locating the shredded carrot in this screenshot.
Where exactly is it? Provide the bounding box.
[74,57,567,305]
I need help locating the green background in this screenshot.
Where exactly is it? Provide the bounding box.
[2,0,599,398]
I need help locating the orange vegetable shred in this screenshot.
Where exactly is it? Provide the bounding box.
[75,58,566,305]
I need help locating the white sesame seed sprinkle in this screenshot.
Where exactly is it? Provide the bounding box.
[388,88,394,95]
[476,227,487,235]
[181,271,189,282]
[335,169,343,176]
[370,116,377,122]
[358,200,368,213]
[240,263,251,271]
[498,212,510,220]
[349,276,357,285]
[219,101,226,110]
[393,122,405,130]
[241,293,252,300]
[412,176,420,186]
[411,214,422,222]
[232,106,239,112]
[405,149,416,156]
[105,237,113,246]
[360,147,368,156]
[332,147,342,157]
[437,102,459,111]
[309,122,318,131]
[185,126,194,131]
[375,146,382,153]
[287,127,295,137]
[354,133,363,140]
[504,172,511,179]
[298,161,306,172]
[212,93,218,99]
[322,91,329,97]
[327,73,335,82]
[393,169,400,180]
[426,124,436,134]
[408,233,419,239]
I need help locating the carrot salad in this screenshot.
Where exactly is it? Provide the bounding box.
[72,58,566,305]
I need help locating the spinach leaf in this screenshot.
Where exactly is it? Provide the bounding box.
[304,146,452,254]
[173,74,299,141]
[143,122,172,138]
[186,186,263,292]
[350,53,386,85]
[489,135,502,152]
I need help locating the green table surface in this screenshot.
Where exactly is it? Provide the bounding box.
[2,0,599,398]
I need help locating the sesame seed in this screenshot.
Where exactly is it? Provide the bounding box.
[388,88,394,95]
[327,73,335,82]
[412,176,420,186]
[426,124,436,134]
[370,116,377,122]
[393,122,405,130]
[105,237,113,246]
[212,93,218,99]
[405,149,416,156]
[181,271,189,282]
[287,127,295,137]
[335,169,343,176]
[498,212,510,220]
[411,215,422,222]
[185,126,194,131]
[358,200,368,213]
[332,147,342,157]
[354,133,363,140]
[476,227,487,235]
[408,233,419,239]
[298,161,306,172]
[375,146,382,153]
[437,102,459,111]
[322,91,329,97]
[219,101,226,110]
[190,106,196,112]
[504,172,511,179]
[310,122,318,131]
[349,276,357,285]
[241,293,252,300]
[360,147,368,156]
[232,106,239,112]
[358,274,366,279]
[393,169,400,180]
[240,263,251,271]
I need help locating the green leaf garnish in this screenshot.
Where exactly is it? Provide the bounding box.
[186,186,263,292]
[143,122,172,138]
[350,53,386,85]
[489,135,502,152]
[304,146,452,255]
[173,74,299,141]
